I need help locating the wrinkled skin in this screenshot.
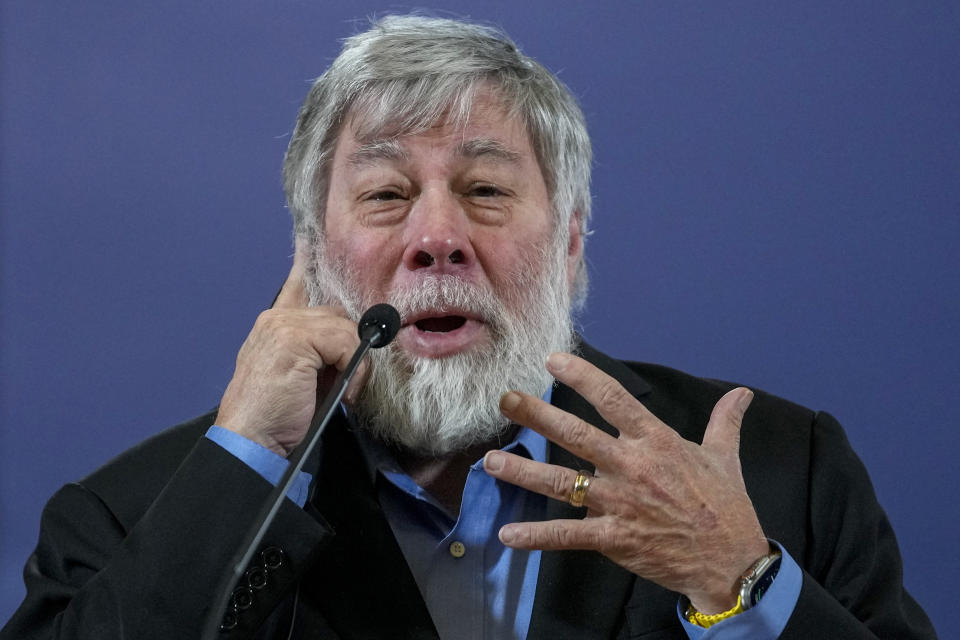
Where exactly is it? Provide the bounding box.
[216,88,768,615]
[485,352,768,613]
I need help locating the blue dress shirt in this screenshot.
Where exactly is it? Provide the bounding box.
[206,426,312,507]
[207,406,801,638]
[678,540,801,639]
[354,424,546,640]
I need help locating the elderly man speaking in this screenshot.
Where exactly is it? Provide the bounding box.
[2,15,936,640]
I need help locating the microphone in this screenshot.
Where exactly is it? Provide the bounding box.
[359,302,401,348]
[201,303,400,640]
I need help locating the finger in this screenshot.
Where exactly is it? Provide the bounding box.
[343,359,370,405]
[483,451,604,509]
[274,236,311,309]
[498,518,613,552]
[295,310,368,401]
[700,387,754,454]
[251,307,357,371]
[545,352,659,439]
[303,319,361,371]
[499,391,621,465]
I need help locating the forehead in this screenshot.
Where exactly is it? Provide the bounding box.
[338,88,537,163]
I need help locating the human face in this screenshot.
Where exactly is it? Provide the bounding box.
[321,90,579,359]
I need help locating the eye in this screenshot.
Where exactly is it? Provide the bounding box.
[467,184,506,198]
[366,190,404,202]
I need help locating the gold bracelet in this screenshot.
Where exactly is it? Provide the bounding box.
[685,594,744,628]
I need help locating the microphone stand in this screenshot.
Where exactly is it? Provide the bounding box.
[200,304,399,640]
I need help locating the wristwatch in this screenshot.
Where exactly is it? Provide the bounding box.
[738,549,782,609]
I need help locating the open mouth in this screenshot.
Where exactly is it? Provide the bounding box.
[399,311,485,357]
[413,315,468,333]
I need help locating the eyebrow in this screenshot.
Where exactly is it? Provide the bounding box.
[347,139,409,168]
[347,137,523,168]
[455,138,523,164]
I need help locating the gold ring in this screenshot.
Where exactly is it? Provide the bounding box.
[568,469,593,508]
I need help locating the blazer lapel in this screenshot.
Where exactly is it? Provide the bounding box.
[295,341,685,639]
[299,415,439,640]
[527,342,684,639]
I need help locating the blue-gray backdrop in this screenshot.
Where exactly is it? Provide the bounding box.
[1,2,957,635]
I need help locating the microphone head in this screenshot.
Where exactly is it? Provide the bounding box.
[358,303,401,348]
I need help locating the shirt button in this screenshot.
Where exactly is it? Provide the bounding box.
[449,541,466,558]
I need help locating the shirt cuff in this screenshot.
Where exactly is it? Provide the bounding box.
[205,425,313,508]
[678,540,801,639]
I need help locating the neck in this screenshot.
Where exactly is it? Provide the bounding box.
[394,425,518,516]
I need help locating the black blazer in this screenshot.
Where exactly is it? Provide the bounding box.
[2,343,936,639]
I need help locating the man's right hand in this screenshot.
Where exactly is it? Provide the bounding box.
[214,240,364,457]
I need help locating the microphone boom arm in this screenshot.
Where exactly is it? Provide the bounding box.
[201,303,399,640]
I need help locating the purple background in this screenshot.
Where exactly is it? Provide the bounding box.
[2,2,957,635]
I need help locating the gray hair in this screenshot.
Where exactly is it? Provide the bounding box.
[282,14,592,304]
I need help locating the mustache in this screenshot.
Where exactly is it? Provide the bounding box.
[387,275,506,327]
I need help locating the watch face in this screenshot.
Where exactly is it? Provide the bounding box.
[749,557,782,607]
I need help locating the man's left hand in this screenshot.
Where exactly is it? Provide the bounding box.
[483,352,769,614]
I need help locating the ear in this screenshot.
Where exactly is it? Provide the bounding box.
[565,211,584,292]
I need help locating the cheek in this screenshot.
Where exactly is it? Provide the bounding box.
[326,228,404,291]
[475,226,552,289]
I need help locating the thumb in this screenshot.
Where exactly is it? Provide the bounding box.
[274,236,311,309]
[701,387,754,454]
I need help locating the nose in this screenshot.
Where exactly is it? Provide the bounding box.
[401,190,476,273]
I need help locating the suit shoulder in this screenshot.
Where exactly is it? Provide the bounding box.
[620,359,816,427]
[77,409,218,526]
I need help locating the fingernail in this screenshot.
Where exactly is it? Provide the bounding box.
[500,391,521,412]
[499,526,516,544]
[344,385,357,405]
[738,388,755,412]
[484,451,505,472]
[546,352,570,373]
[344,379,362,405]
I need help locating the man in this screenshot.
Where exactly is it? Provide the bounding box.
[2,15,936,640]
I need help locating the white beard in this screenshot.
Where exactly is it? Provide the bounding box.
[306,231,575,456]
